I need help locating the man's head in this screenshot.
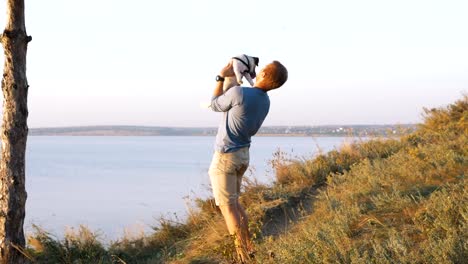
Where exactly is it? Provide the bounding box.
[255,61,288,91]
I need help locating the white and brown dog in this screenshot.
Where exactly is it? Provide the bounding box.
[223,54,259,91]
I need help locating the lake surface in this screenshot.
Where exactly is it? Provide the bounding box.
[24,136,349,240]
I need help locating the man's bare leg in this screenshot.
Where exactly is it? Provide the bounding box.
[219,202,253,262]
[238,204,255,252]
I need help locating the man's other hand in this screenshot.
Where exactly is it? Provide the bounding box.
[220,61,235,77]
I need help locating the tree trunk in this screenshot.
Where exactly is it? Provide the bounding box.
[0,0,31,263]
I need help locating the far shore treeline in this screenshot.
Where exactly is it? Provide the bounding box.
[28,124,415,137]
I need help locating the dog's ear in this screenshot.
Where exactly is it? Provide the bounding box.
[253,57,259,66]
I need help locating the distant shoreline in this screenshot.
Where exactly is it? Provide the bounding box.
[27,134,350,137]
[28,125,416,137]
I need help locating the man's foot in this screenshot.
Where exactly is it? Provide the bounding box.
[236,249,249,263]
[235,246,255,263]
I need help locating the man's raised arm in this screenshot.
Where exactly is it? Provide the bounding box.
[211,61,236,112]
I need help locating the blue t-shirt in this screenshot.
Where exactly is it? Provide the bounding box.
[211,86,270,153]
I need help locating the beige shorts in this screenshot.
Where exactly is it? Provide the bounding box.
[208,147,249,206]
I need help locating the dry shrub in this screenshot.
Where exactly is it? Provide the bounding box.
[28,225,109,264]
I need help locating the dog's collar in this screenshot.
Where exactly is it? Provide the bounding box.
[232,55,251,73]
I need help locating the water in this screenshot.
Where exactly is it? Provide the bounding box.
[24,136,348,240]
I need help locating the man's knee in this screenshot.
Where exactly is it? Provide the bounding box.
[214,190,239,207]
[218,202,238,214]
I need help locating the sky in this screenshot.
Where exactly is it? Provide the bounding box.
[0,0,467,128]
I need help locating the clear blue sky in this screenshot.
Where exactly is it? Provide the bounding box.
[0,0,466,127]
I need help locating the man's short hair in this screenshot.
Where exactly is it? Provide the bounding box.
[264,61,288,89]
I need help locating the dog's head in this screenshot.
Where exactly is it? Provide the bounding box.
[249,56,259,79]
[253,57,259,66]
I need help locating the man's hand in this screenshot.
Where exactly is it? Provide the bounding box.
[219,61,235,78]
[213,61,235,98]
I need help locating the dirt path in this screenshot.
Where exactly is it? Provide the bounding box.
[261,185,322,238]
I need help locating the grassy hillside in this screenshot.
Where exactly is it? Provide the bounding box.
[254,96,467,263]
[25,96,466,263]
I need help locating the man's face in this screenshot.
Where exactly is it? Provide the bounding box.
[255,68,262,81]
[257,64,271,81]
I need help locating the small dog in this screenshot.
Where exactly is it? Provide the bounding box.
[223,54,259,91]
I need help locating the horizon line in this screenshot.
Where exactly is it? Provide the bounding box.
[28,123,417,129]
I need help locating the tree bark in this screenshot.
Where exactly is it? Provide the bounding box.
[0,0,31,263]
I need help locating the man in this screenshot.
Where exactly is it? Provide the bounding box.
[208,60,288,262]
